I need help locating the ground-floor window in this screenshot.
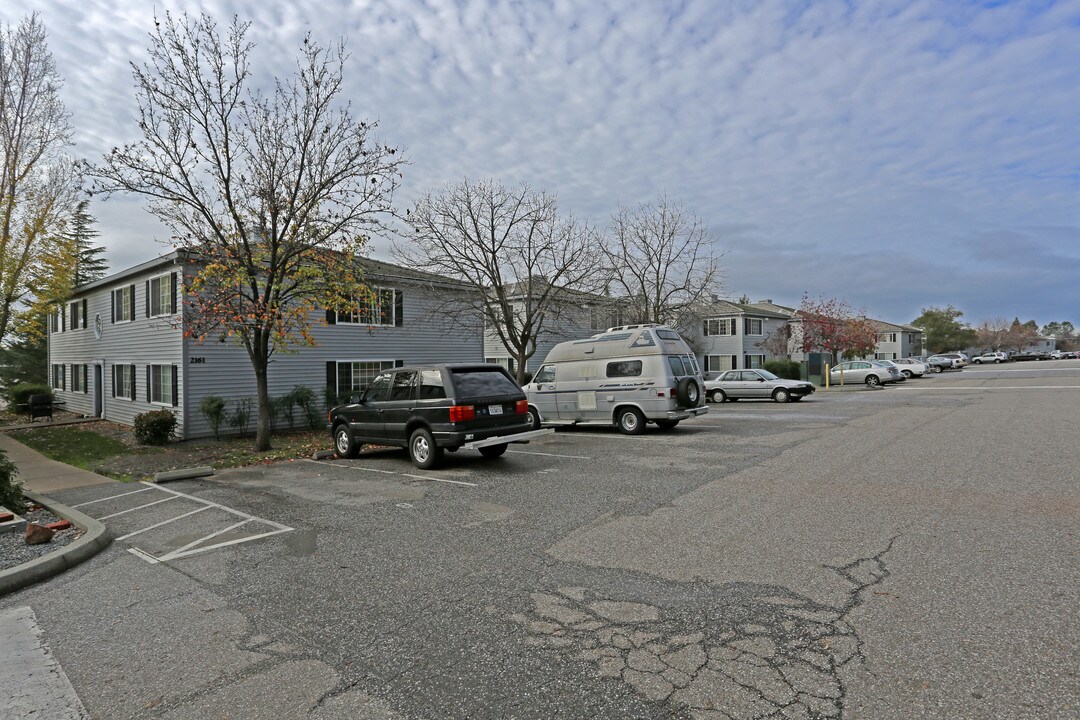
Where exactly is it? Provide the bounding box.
[71,364,87,393]
[51,364,65,390]
[334,360,398,397]
[744,354,765,369]
[149,364,177,406]
[875,352,897,360]
[705,355,737,372]
[113,364,135,400]
[485,357,516,374]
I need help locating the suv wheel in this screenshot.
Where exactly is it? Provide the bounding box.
[772,388,790,403]
[479,443,508,458]
[334,424,359,459]
[409,427,443,470]
[616,407,646,435]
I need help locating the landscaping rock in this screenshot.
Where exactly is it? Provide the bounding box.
[25,522,55,545]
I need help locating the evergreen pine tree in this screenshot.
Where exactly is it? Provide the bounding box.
[68,200,109,286]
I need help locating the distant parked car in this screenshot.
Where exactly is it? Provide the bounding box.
[829,360,903,386]
[873,360,908,381]
[938,353,968,368]
[705,368,816,403]
[893,358,928,378]
[973,351,1008,364]
[922,356,954,373]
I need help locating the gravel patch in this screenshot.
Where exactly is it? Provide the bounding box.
[0,505,84,572]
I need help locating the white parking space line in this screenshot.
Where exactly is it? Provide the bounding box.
[142,481,292,531]
[127,547,160,564]
[97,495,177,520]
[507,449,592,459]
[401,473,478,487]
[161,527,294,561]
[304,458,479,487]
[894,385,1080,391]
[71,486,155,507]
[159,519,251,560]
[115,506,211,541]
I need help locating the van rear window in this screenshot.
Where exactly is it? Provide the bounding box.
[450,369,521,397]
[667,356,687,376]
[606,360,642,377]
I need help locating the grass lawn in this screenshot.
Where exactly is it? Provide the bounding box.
[9,424,329,481]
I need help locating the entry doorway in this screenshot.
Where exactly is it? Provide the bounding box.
[93,364,103,417]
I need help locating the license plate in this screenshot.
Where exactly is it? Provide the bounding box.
[488,405,503,415]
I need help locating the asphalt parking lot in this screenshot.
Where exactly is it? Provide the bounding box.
[2,361,1078,719]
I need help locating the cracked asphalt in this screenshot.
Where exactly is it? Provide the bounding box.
[2,362,1078,719]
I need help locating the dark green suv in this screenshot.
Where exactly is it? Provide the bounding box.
[328,364,544,469]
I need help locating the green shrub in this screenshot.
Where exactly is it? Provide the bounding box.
[274,394,296,430]
[229,398,253,436]
[134,409,177,445]
[4,383,53,408]
[199,395,227,439]
[285,386,322,430]
[0,447,26,513]
[763,359,802,380]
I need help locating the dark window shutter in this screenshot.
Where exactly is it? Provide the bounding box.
[129,284,136,318]
[111,291,116,323]
[170,272,178,314]
[145,281,150,317]
[325,309,336,325]
[394,359,404,368]
[111,366,116,398]
[146,365,151,402]
[129,365,136,400]
[395,291,404,327]
[82,299,88,328]
[326,362,337,395]
[171,365,179,407]
[83,365,88,393]
[61,307,66,332]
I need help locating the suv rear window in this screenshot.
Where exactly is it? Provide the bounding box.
[450,369,521,397]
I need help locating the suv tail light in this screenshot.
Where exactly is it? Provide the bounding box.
[515,399,528,414]
[449,405,475,422]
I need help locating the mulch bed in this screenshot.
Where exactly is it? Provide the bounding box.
[0,504,84,572]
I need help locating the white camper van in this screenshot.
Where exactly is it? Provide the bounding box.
[523,325,708,434]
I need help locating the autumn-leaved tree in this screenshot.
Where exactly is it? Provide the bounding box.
[92,13,403,450]
[396,179,605,384]
[604,195,722,332]
[797,294,877,361]
[0,13,79,344]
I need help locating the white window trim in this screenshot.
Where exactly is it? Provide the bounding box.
[704,318,737,337]
[113,286,134,324]
[113,364,136,402]
[337,288,399,327]
[335,359,399,395]
[149,272,173,318]
[149,364,175,406]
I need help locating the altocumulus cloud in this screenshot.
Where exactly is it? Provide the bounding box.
[14,0,1080,323]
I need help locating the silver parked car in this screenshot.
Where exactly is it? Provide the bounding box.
[705,369,816,403]
[829,360,903,386]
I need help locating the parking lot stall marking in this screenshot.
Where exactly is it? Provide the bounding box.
[141,481,293,531]
[157,518,252,560]
[401,473,478,487]
[304,459,397,474]
[71,486,155,508]
[96,495,178,520]
[893,385,1080,391]
[161,526,295,562]
[127,547,161,565]
[115,505,212,541]
[507,449,592,459]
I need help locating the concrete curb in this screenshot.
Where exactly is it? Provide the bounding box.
[153,466,214,483]
[0,491,112,597]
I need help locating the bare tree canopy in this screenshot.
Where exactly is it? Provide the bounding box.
[0,12,77,344]
[603,194,722,329]
[91,12,403,450]
[395,179,605,383]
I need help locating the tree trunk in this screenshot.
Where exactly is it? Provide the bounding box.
[252,333,272,451]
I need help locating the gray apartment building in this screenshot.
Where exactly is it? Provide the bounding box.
[695,300,792,372]
[47,253,483,439]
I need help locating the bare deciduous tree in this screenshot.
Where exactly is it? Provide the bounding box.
[395,179,605,384]
[0,13,77,343]
[756,323,792,359]
[603,194,722,333]
[91,13,403,450]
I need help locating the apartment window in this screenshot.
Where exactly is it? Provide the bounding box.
[71,364,87,393]
[880,332,897,343]
[705,355,737,372]
[875,352,897,361]
[148,273,176,317]
[333,360,397,396]
[703,319,735,336]
[113,364,136,400]
[485,357,516,374]
[337,288,402,326]
[70,300,83,329]
[50,308,63,333]
[51,364,66,390]
[112,285,135,322]
[148,364,177,405]
[743,318,763,336]
[744,354,765,369]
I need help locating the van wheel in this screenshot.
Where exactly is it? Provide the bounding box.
[655,419,679,431]
[334,424,359,459]
[527,407,542,431]
[409,428,442,469]
[772,388,790,403]
[479,443,507,458]
[616,407,646,435]
[676,378,700,406]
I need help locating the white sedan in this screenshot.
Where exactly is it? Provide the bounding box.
[892,358,928,378]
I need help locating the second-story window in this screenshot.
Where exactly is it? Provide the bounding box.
[113,285,135,322]
[743,318,763,336]
[337,288,402,326]
[148,273,176,317]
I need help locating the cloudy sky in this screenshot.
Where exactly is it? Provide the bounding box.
[12,0,1080,326]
